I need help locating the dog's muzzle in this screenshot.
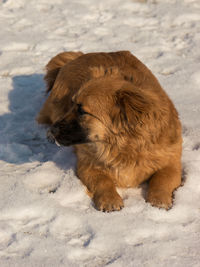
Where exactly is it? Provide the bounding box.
[47,129,56,144]
[47,129,61,147]
[46,119,89,147]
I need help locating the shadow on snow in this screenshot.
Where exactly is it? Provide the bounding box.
[0,74,76,170]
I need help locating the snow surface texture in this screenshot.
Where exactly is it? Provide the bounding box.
[0,0,200,266]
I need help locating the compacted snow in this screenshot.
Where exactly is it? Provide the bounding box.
[0,0,200,266]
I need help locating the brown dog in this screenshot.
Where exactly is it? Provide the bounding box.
[37,51,182,212]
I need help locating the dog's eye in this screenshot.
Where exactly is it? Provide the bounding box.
[77,104,86,116]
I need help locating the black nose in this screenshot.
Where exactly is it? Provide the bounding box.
[50,125,60,136]
[46,129,56,144]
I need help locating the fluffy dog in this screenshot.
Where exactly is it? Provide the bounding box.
[37,51,182,212]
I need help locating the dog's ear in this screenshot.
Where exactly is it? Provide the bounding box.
[46,51,84,71]
[112,88,150,133]
[45,51,83,93]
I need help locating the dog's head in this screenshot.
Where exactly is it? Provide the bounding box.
[47,66,151,147]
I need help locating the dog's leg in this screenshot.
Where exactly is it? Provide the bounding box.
[78,167,124,212]
[147,162,181,210]
[92,174,124,212]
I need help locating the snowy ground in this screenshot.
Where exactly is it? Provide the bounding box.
[0,0,200,266]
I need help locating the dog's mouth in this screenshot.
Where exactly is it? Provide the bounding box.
[46,119,89,147]
[47,130,61,146]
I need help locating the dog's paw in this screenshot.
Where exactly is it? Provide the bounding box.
[93,190,124,212]
[147,190,173,210]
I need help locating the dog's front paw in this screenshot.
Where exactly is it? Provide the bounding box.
[93,190,124,212]
[147,190,173,210]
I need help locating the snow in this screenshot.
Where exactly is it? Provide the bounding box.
[0,0,200,266]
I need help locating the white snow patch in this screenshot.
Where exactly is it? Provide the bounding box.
[191,71,200,87]
[2,42,31,52]
[23,162,62,193]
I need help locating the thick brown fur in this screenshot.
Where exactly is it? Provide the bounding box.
[37,51,182,212]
